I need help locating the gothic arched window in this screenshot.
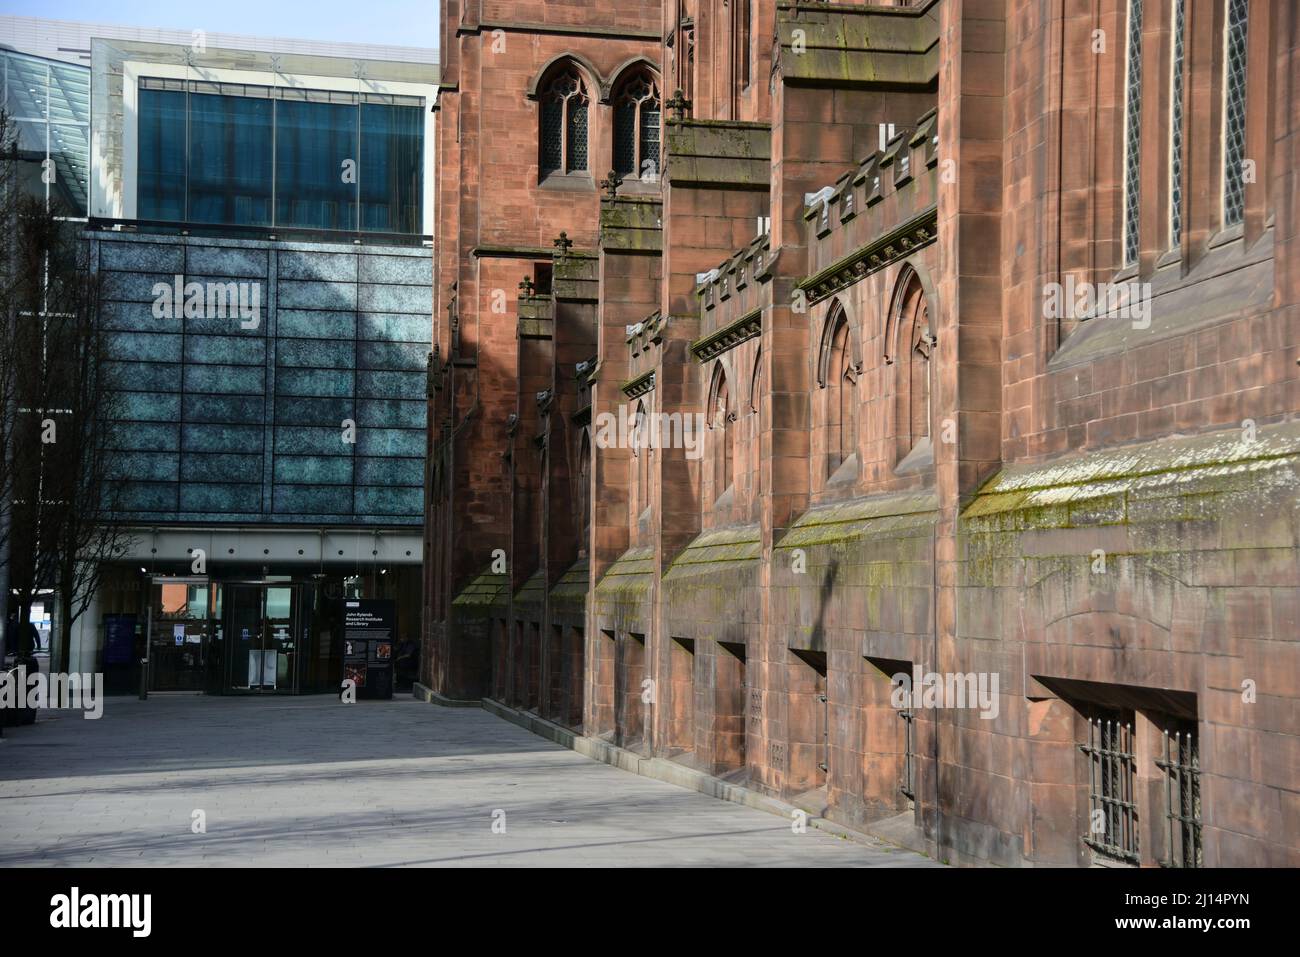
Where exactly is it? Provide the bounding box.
[891,272,933,457]
[613,71,660,179]
[710,366,733,501]
[748,349,762,497]
[633,400,651,515]
[540,67,589,176]
[578,429,592,555]
[825,310,855,476]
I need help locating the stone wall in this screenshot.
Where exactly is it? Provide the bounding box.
[426,0,1300,866]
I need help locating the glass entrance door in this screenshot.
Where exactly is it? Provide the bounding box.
[147,579,211,691]
[263,586,298,692]
[224,584,300,693]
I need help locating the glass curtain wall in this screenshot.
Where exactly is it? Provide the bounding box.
[360,103,423,233]
[277,96,358,230]
[1,50,91,217]
[137,87,186,221]
[188,91,274,226]
[136,78,424,235]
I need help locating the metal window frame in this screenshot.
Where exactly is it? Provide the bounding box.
[1080,712,1140,864]
[900,707,916,801]
[1155,724,1203,868]
[1169,0,1185,248]
[135,75,423,234]
[1122,0,1144,266]
[1221,0,1249,227]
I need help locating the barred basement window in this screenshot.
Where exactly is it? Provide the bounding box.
[1222,0,1249,227]
[1122,0,1143,265]
[1169,0,1185,247]
[1156,723,1202,868]
[1080,711,1139,864]
[613,72,660,179]
[540,67,589,176]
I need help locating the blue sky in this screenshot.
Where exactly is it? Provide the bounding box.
[5,0,440,51]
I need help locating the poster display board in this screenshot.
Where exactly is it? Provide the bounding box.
[104,614,137,666]
[339,599,395,699]
[103,614,139,695]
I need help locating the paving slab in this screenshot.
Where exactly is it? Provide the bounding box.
[0,694,937,867]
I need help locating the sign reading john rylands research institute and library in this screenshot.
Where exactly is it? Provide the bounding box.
[339,599,396,699]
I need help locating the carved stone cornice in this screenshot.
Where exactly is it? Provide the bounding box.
[621,370,656,398]
[691,308,762,362]
[798,205,937,306]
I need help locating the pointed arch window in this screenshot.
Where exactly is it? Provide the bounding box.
[540,67,589,176]
[1169,0,1186,247]
[633,401,652,515]
[1122,0,1143,265]
[908,312,933,445]
[896,275,933,453]
[710,367,733,501]
[613,71,660,179]
[749,349,762,496]
[578,429,592,556]
[1222,0,1249,227]
[822,307,856,477]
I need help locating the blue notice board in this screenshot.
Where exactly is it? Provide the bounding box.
[104,614,137,665]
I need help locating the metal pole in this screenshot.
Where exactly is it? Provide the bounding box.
[138,657,148,700]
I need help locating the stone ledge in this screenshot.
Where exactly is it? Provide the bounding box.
[481,697,937,863]
[412,682,482,707]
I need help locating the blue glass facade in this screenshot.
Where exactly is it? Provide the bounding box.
[187,92,274,227]
[137,88,186,221]
[92,233,430,526]
[277,99,358,230]
[135,78,424,235]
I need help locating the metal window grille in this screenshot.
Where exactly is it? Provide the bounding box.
[1156,725,1202,868]
[1169,0,1185,246]
[1080,713,1139,863]
[1123,0,1143,265]
[1223,0,1249,226]
[900,707,916,800]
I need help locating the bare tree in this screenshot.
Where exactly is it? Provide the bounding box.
[1,110,131,673]
[0,110,22,656]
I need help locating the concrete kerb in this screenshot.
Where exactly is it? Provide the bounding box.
[414,682,935,862]
[411,682,483,707]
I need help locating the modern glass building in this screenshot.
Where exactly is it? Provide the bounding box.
[2,19,438,693]
[1,45,90,216]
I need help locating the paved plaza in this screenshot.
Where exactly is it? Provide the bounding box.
[0,694,936,867]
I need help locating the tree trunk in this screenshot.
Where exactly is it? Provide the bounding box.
[54,581,74,674]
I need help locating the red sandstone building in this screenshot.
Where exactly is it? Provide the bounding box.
[425,0,1299,867]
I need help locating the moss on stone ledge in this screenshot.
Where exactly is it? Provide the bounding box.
[775,491,938,551]
[450,565,509,615]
